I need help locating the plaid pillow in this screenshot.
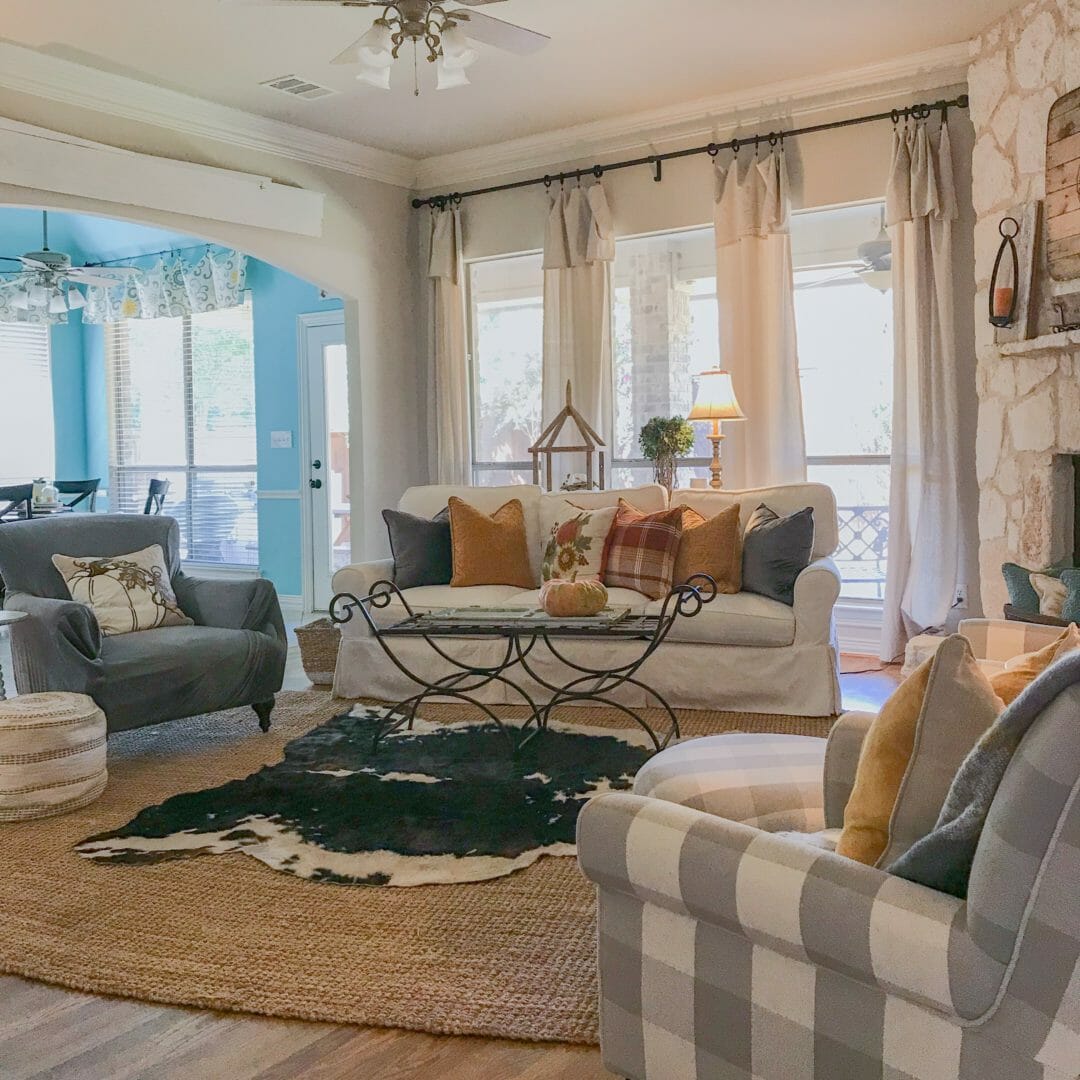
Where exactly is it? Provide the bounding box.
[603,500,685,600]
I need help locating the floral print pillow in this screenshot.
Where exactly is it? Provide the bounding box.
[541,503,619,583]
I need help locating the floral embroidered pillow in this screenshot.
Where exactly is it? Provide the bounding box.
[541,501,618,582]
[52,544,193,637]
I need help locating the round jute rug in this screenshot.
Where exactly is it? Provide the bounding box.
[0,691,832,1045]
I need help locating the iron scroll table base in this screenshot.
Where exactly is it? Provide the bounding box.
[329,575,717,755]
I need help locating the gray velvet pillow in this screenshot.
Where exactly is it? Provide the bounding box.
[741,504,815,605]
[382,507,452,590]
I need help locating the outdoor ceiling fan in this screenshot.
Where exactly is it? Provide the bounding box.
[226,0,550,91]
[0,212,138,314]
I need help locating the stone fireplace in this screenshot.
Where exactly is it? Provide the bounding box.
[970,0,1080,618]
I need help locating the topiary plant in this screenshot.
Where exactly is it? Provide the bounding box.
[639,416,696,494]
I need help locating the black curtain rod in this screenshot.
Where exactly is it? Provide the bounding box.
[413,93,968,210]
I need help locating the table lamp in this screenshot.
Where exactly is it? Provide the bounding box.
[688,369,746,489]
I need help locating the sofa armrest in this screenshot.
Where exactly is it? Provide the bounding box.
[331,560,396,637]
[173,575,285,643]
[823,711,875,829]
[958,618,1064,663]
[4,592,102,695]
[792,556,841,646]
[578,792,964,1016]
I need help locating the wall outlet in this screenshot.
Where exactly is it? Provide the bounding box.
[270,430,293,450]
[954,584,968,608]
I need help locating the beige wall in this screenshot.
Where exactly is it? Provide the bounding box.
[0,87,423,562]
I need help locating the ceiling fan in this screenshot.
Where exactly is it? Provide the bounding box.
[226,0,550,92]
[0,212,139,314]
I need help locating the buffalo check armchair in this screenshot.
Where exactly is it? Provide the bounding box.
[578,677,1080,1080]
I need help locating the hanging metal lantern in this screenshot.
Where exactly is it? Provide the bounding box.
[989,216,1020,328]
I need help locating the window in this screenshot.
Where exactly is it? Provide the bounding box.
[0,323,54,485]
[612,229,719,489]
[792,203,892,600]
[106,297,258,567]
[469,253,543,486]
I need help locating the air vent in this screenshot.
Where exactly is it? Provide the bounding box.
[260,75,338,101]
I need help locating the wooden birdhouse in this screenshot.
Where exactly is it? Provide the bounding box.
[529,381,607,491]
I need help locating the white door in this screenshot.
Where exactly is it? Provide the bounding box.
[300,314,350,612]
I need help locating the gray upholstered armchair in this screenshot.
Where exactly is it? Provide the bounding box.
[0,514,286,733]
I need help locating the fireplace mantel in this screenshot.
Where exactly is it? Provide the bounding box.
[999,331,1080,358]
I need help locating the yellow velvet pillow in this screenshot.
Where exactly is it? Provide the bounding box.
[836,635,1003,867]
[447,497,534,589]
[672,504,742,593]
[990,622,1080,705]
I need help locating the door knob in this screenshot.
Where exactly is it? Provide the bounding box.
[312,459,322,470]
[310,479,323,489]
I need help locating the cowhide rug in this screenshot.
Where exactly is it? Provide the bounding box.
[76,705,651,887]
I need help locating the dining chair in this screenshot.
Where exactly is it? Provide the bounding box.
[143,478,171,515]
[55,478,100,512]
[0,485,33,523]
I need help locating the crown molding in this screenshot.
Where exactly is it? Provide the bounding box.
[414,42,972,192]
[0,41,419,189]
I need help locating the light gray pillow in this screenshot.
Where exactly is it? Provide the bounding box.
[741,504,815,605]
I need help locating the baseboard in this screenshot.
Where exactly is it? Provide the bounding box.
[277,595,305,624]
[835,600,883,657]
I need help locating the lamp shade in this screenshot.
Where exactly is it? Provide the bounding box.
[688,369,746,422]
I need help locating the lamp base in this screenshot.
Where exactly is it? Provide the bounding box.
[707,426,725,490]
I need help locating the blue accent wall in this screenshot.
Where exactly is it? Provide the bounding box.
[3,207,339,601]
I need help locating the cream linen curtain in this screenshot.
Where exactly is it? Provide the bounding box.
[428,205,471,485]
[713,150,806,489]
[880,122,961,661]
[542,184,615,480]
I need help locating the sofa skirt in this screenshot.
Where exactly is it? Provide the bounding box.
[332,632,841,718]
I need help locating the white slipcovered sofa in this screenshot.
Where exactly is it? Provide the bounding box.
[331,482,842,717]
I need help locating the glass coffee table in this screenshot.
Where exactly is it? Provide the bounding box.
[330,575,717,755]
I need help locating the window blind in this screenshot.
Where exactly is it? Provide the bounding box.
[0,322,54,485]
[105,296,259,567]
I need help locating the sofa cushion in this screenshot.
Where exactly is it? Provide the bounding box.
[399,485,543,583]
[741,504,815,605]
[538,500,618,582]
[671,482,838,559]
[447,497,534,589]
[603,501,685,600]
[673,504,741,593]
[644,590,795,647]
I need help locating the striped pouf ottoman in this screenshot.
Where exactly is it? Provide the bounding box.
[0,693,107,822]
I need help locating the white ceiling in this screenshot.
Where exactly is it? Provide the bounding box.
[0,0,1019,159]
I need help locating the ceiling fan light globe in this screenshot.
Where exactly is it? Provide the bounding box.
[435,57,470,90]
[27,284,49,306]
[48,290,69,314]
[357,19,394,59]
[66,288,87,311]
[440,24,477,69]
[10,290,30,311]
[857,268,892,293]
[356,63,392,89]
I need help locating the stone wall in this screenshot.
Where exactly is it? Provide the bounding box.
[970,0,1080,617]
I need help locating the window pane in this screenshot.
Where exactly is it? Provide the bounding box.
[188,469,258,566]
[472,467,534,488]
[0,323,53,484]
[470,254,543,469]
[808,462,889,600]
[613,229,718,464]
[792,204,893,459]
[190,301,257,467]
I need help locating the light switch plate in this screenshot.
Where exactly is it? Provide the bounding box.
[270,430,293,449]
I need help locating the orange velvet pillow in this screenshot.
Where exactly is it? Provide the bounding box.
[673,504,742,593]
[447,497,534,589]
[990,623,1080,705]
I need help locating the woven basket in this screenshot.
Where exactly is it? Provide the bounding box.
[294,618,341,686]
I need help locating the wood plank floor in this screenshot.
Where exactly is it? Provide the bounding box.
[0,662,898,1080]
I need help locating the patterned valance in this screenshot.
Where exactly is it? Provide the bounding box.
[0,248,247,327]
[82,249,248,324]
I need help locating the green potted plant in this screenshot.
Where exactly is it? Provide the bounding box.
[639,416,695,496]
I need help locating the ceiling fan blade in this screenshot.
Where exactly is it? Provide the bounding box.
[65,271,131,287]
[19,256,52,272]
[456,10,549,54]
[0,255,24,263]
